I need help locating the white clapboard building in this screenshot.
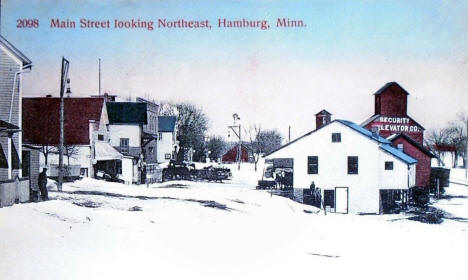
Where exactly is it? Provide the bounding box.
[264,115,417,214]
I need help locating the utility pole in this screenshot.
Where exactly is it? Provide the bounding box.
[466,119,468,178]
[58,57,70,192]
[228,113,241,170]
[98,58,101,96]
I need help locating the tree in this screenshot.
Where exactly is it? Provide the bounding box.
[425,112,468,167]
[206,135,228,162]
[159,102,209,162]
[64,144,80,165]
[246,125,283,171]
[447,113,468,168]
[425,128,451,166]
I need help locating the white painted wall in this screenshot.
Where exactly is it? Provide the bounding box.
[157,132,175,163]
[265,122,415,214]
[121,157,134,184]
[108,125,141,147]
[39,145,91,175]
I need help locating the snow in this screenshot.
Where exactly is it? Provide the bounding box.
[1,164,467,280]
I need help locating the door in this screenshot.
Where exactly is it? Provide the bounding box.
[323,190,335,212]
[22,151,31,184]
[335,187,349,214]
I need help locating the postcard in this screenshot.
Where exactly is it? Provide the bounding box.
[1,1,467,280]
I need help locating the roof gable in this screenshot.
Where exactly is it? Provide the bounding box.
[0,35,32,66]
[107,102,147,125]
[158,116,176,132]
[374,81,410,96]
[387,133,434,157]
[265,119,417,164]
[315,109,332,116]
[336,119,391,144]
[380,144,417,164]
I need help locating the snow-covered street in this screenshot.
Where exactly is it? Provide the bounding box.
[1,165,467,280]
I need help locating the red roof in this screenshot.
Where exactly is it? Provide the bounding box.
[222,144,249,163]
[22,97,105,145]
[432,144,456,152]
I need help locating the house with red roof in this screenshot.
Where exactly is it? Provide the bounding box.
[22,96,123,179]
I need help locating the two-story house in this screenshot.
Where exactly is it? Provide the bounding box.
[264,112,417,214]
[157,116,178,163]
[0,35,36,206]
[107,101,159,184]
[22,96,121,179]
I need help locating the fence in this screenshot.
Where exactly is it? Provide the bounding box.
[0,177,30,207]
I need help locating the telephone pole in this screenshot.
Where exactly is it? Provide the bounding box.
[58,57,70,192]
[465,119,468,178]
[228,113,241,170]
[98,58,101,96]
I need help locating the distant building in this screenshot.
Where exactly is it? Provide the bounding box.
[222,144,249,163]
[157,116,178,163]
[431,144,458,168]
[0,35,36,206]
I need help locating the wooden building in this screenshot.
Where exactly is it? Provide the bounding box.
[361,82,434,188]
[265,113,417,214]
[157,116,178,163]
[107,101,160,184]
[222,144,249,163]
[22,97,121,179]
[0,35,34,206]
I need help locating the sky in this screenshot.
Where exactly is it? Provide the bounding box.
[2,0,468,140]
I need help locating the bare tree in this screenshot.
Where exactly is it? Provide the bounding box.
[64,144,80,165]
[425,128,451,166]
[425,112,468,167]
[40,145,55,165]
[246,125,283,171]
[38,113,55,165]
[447,112,468,167]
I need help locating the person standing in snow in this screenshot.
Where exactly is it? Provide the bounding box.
[38,168,48,201]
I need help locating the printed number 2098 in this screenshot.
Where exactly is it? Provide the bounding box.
[17,19,39,28]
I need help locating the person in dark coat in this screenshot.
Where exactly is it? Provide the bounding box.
[38,168,48,201]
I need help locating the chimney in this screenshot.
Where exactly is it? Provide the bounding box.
[315,110,332,129]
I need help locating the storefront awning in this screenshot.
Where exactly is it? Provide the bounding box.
[95,142,123,161]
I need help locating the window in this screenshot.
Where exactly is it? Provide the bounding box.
[332,133,341,143]
[397,144,404,151]
[347,156,358,174]
[307,156,318,174]
[98,134,104,141]
[120,138,129,154]
[385,161,393,170]
[165,153,172,159]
